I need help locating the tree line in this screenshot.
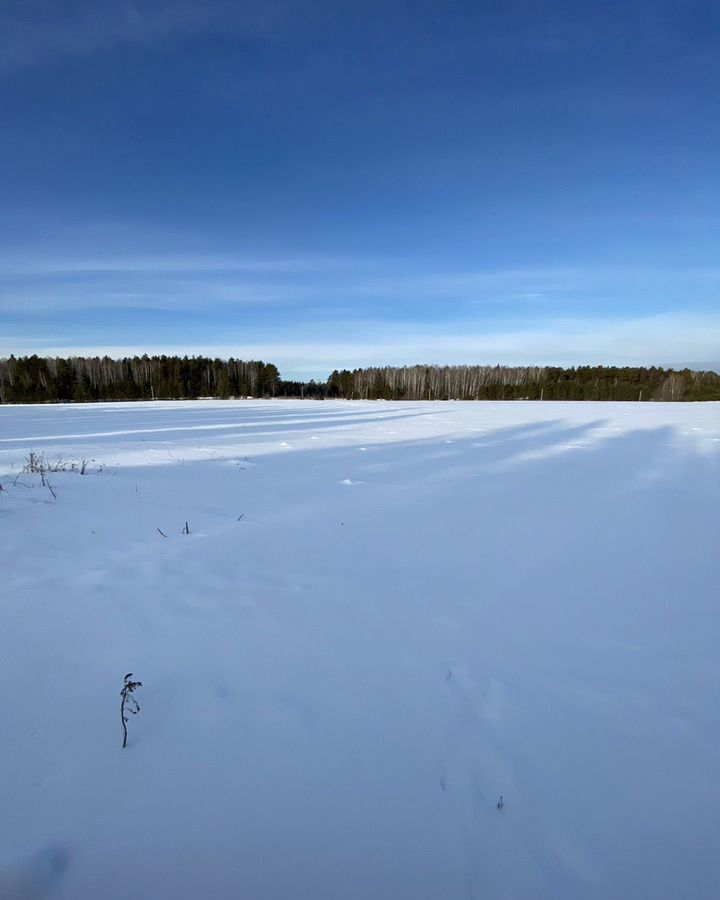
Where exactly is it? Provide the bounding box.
[0,355,718,403]
[324,364,720,401]
[0,355,279,403]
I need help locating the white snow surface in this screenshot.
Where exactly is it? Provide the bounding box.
[1,399,718,900]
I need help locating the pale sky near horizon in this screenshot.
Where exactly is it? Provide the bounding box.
[2,1,719,378]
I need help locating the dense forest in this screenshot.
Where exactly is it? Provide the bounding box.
[0,355,279,403]
[1,355,719,403]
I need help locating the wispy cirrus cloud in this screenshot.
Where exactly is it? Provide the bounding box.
[0,253,373,278]
[0,0,285,72]
[2,248,720,318]
[2,0,694,76]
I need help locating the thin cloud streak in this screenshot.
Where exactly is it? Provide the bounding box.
[3,259,720,314]
[0,253,379,278]
[0,1,285,72]
[2,0,675,74]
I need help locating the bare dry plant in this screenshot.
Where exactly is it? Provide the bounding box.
[120,673,143,748]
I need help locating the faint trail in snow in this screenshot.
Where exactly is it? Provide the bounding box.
[440,660,517,899]
[441,662,602,897]
[0,847,68,900]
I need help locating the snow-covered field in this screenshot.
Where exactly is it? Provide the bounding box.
[1,399,718,900]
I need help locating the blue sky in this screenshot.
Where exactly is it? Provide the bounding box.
[1,0,719,378]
